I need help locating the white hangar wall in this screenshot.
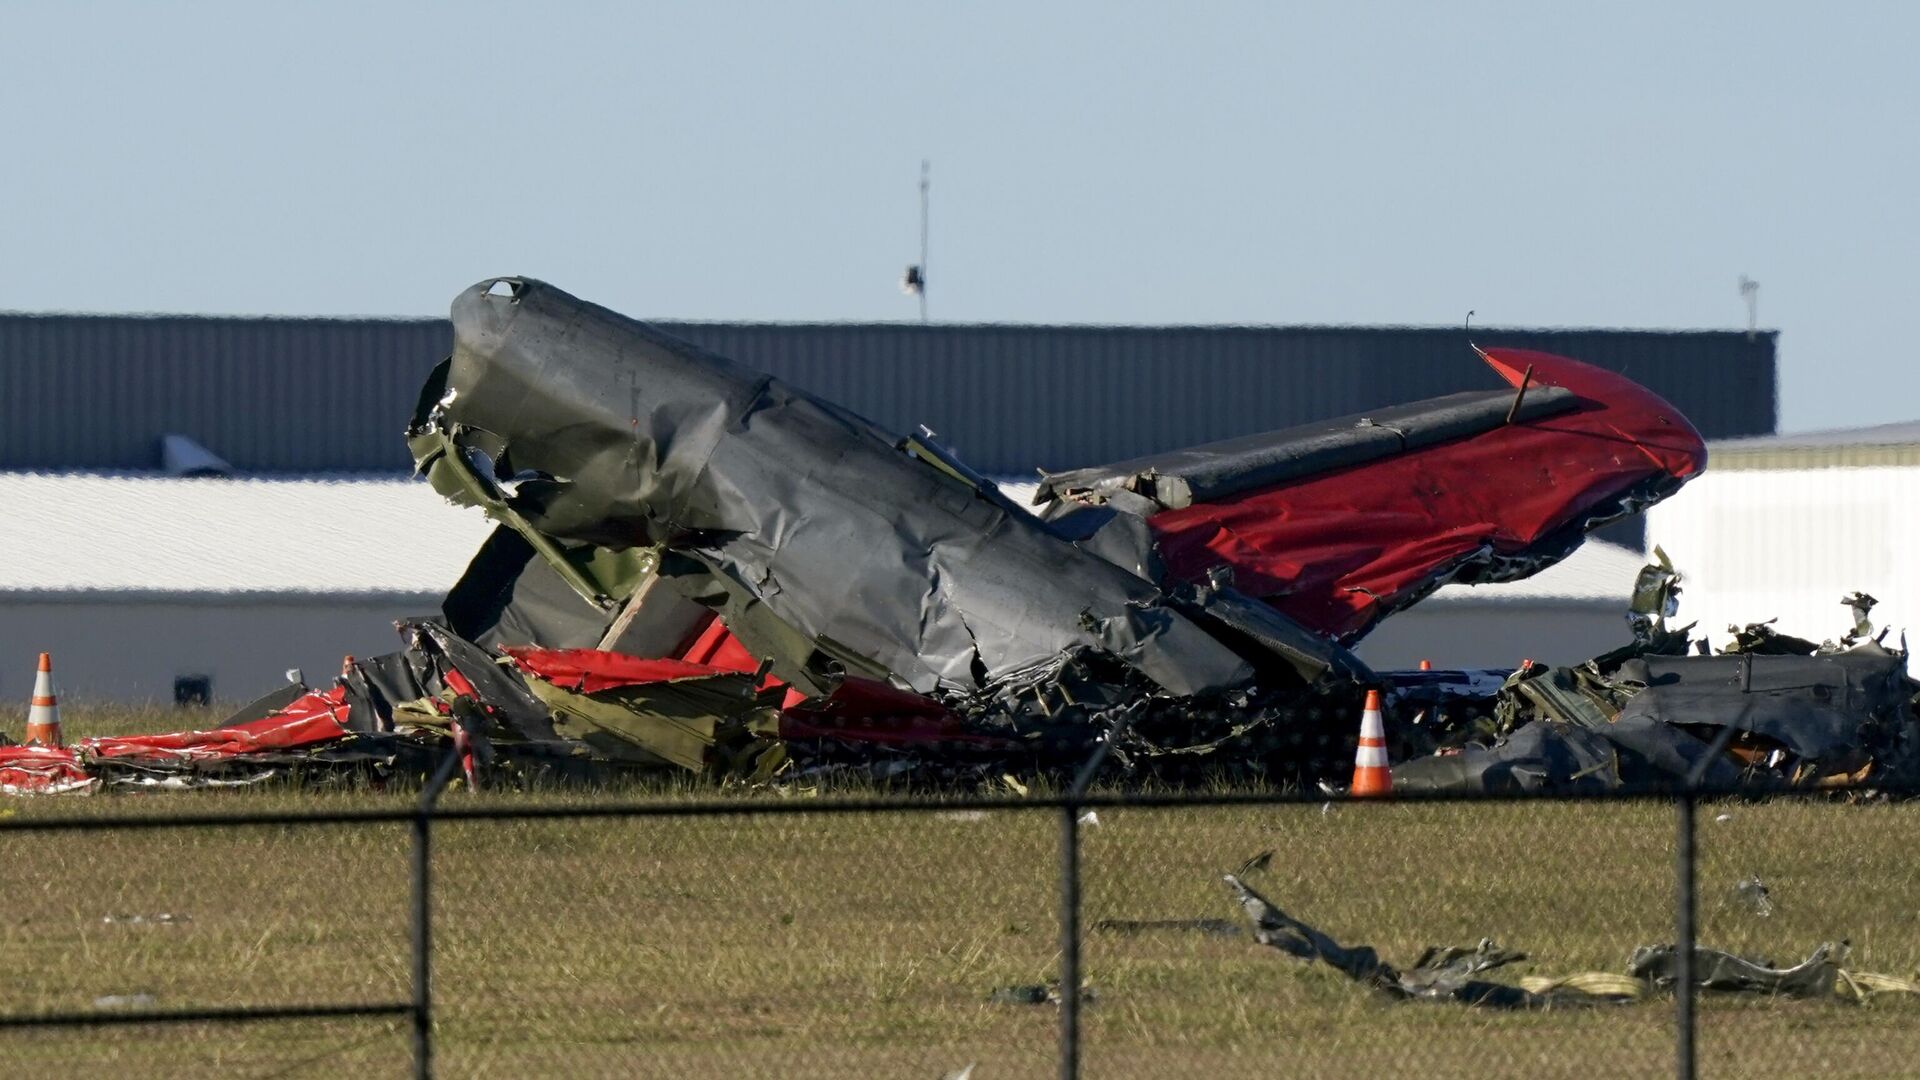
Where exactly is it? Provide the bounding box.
[1645,465,1920,651]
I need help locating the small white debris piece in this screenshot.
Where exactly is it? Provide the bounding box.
[1715,813,1734,824]
[93,993,157,1009]
[102,913,191,926]
[1078,810,1100,827]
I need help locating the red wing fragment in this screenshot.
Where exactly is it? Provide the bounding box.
[82,687,355,764]
[502,646,741,692]
[0,745,96,795]
[1149,347,1706,643]
[506,641,1000,750]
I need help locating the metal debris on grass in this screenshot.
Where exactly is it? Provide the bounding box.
[1225,873,1920,1008]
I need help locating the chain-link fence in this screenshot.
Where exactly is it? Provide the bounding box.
[4,763,1918,1078]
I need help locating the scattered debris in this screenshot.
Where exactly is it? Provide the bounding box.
[987,983,1096,1006]
[1732,876,1775,918]
[1389,573,1920,795]
[1627,547,1683,644]
[101,913,191,926]
[1225,873,1920,1007]
[1223,873,1597,1009]
[1630,943,1850,998]
[1092,918,1242,938]
[1234,850,1274,877]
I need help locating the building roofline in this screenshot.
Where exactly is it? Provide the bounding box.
[0,308,1777,339]
[1708,419,1920,470]
[0,588,445,607]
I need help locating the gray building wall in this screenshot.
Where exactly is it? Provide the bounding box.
[0,594,440,707]
[1353,600,1630,671]
[1,314,1776,476]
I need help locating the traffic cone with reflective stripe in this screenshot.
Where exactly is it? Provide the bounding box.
[26,652,62,748]
[1350,688,1390,797]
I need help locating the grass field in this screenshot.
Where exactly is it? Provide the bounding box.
[5,706,1920,1078]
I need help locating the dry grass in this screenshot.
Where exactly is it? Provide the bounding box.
[4,707,1920,1077]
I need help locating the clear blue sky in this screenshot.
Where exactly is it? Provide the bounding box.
[3,1,1913,431]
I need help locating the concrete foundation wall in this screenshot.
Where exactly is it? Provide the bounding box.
[0,596,440,706]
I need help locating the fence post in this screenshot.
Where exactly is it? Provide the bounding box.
[1056,706,1139,1080]
[1674,790,1697,1080]
[412,745,465,1080]
[1670,719,1741,1079]
[1058,802,1082,1080]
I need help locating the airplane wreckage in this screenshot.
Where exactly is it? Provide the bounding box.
[4,278,1916,796]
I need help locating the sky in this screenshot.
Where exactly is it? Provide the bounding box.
[2,1,1914,431]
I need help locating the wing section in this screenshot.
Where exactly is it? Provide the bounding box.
[1039,347,1706,644]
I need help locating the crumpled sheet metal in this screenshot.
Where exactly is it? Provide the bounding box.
[1614,645,1915,765]
[1394,609,1920,793]
[84,688,353,764]
[0,689,370,795]
[443,524,638,652]
[1539,941,1920,1003]
[514,656,781,775]
[342,620,562,746]
[1629,943,1845,998]
[0,745,98,795]
[414,277,1255,700]
[505,644,1016,769]
[1391,714,1749,795]
[1392,720,1623,795]
[1225,872,1919,1009]
[1223,873,1592,1009]
[1145,346,1707,644]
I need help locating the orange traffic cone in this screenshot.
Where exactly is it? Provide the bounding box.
[1350,688,1390,797]
[26,652,62,748]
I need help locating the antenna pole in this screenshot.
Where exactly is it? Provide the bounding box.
[918,159,930,323]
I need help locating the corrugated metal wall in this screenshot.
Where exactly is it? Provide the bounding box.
[2,315,450,471]
[1,314,1776,475]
